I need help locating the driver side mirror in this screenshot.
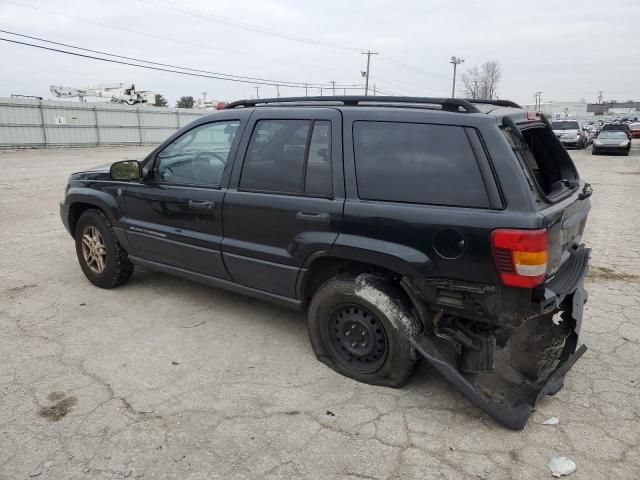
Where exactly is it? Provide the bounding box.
[110,160,142,181]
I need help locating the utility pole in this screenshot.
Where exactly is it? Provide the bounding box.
[276,85,280,98]
[598,90,604,104]
[201,92,207,102]
[373,84,376,96]
[361,50,379,96]
[450,56,464,98]
[330,80,336,96]
[304,83,308,96]
[534,91,543,111]
[254,86,259,99]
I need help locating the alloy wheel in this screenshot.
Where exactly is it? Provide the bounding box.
[81,226,107,273]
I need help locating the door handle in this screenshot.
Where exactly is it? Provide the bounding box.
[296,211,330,225]
[188,200,214,210]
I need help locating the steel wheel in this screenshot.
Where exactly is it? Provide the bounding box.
[328,304,388,374]
[81,225,107,274]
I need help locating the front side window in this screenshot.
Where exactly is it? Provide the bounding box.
[156,121,240,187]
[240,119,332,196]
[353,121,489,207]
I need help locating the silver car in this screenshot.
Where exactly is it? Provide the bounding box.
[592,130,631,156]
[551,120,587,149]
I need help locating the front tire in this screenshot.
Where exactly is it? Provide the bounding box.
[74,209,134,288]
[307,273,420,388]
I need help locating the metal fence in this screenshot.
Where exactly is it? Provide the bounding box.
[0,97,208,149]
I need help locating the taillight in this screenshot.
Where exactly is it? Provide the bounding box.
[491,229,548,288]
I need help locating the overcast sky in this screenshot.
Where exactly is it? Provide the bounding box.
[0,0,638,106]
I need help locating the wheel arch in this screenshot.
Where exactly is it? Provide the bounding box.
[298,246,427,305]
[66,189,121,236]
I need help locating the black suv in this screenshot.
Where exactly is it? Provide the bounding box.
[60,97,591,429]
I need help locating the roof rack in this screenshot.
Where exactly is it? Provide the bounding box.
[224,96,482,113]
[468,99,522,109]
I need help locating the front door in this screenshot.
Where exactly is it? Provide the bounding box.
[222,108,344,298]
[122,119,243,279]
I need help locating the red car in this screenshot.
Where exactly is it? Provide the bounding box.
[630,123,640,139]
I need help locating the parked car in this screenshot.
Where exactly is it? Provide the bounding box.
[60,97,591,430]
[629,122,640,139]
[592,130,632,155]
[551,120,588,148]
[602,122,632,139]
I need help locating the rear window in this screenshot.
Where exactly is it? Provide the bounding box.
[551,121,579,130]
[598,131,627,139]
[353,121,489,208]
[505,125,578,200]
[603,123,628,131]
[240,119,332,196]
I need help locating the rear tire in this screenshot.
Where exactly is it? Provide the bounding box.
[307,272,420,388]
[74,209,134,288]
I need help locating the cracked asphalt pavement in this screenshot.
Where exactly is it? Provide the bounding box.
[1,145,639,479]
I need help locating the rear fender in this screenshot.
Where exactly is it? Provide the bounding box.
[297,235,433,302]
[330,234,433,277]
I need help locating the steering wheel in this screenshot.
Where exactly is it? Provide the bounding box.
[192,152,226,184]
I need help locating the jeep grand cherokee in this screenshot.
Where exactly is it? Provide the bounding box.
[60,97,592,429]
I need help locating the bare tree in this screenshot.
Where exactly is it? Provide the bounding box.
[461,66,481,99]
[461,60,502,100]
[481,60,502,100]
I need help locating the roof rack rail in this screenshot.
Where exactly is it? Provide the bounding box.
[467,99,522,109]
[224,96,482,113]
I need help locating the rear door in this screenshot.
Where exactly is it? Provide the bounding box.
[222,108,344,298]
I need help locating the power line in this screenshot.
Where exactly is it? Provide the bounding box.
[140,0,363,52]
[0,0,356,74]
[0,36,357,89]
[0,29,320,86]
[373,78,421,96]
[371,86,398,96]
[379,55,447,80]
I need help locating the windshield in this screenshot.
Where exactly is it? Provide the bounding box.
[598,131,627,139]
[551,121,579,130]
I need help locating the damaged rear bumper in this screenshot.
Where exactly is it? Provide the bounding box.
[410,247,590,430]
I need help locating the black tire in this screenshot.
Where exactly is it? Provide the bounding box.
[74,209,134,288]
[591,149,598,155]
[307,272,420,388]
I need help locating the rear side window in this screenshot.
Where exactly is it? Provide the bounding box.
[240,119,332,196]
[353,121,489,208]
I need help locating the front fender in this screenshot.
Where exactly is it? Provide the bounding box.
[65,186,123,227]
